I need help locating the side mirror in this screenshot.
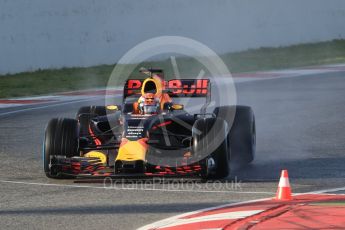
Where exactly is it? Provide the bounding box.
[106,105,121,111]
[171,104,184,110]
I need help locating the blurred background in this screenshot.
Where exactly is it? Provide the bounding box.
[0,0,344,97]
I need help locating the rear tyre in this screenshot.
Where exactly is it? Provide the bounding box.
[214,105,256,165]
[43,118,79,179]
[192,118,229,179]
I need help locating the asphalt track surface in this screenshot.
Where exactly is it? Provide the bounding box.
[0,71,345,229]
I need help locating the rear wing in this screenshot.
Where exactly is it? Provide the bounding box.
[123,79,210,99]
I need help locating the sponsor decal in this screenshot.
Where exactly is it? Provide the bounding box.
[124,79,209,97]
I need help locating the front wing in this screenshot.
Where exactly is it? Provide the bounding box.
[49,156,204,178]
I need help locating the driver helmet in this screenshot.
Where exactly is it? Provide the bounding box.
[139,93,160,114]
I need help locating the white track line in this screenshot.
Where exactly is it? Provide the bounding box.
[144,210,264,229]
[137,185,345,230]
[137,196,273,230]
[0,98,102,117]
[304,186,345,194]
[0,180,274,195]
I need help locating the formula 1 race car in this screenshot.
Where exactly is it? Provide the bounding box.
[43,68,256,179]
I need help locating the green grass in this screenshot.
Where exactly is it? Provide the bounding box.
[1,39,345,98]
[0,65,113,98]
[223,39,345,72]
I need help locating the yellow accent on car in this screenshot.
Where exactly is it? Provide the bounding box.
[84,151,107,164]
[106,105,119,110]
[116,141,147,162]
[141,77,163,97]
[171,104,184,110]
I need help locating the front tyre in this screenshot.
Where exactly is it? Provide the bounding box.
[43,118,79,179]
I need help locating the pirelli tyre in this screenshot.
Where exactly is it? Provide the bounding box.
[43,118,79,179]
[192,117,230,179]
[213,105,256,165]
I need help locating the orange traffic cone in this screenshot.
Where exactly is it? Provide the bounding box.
[276,169,292,200]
